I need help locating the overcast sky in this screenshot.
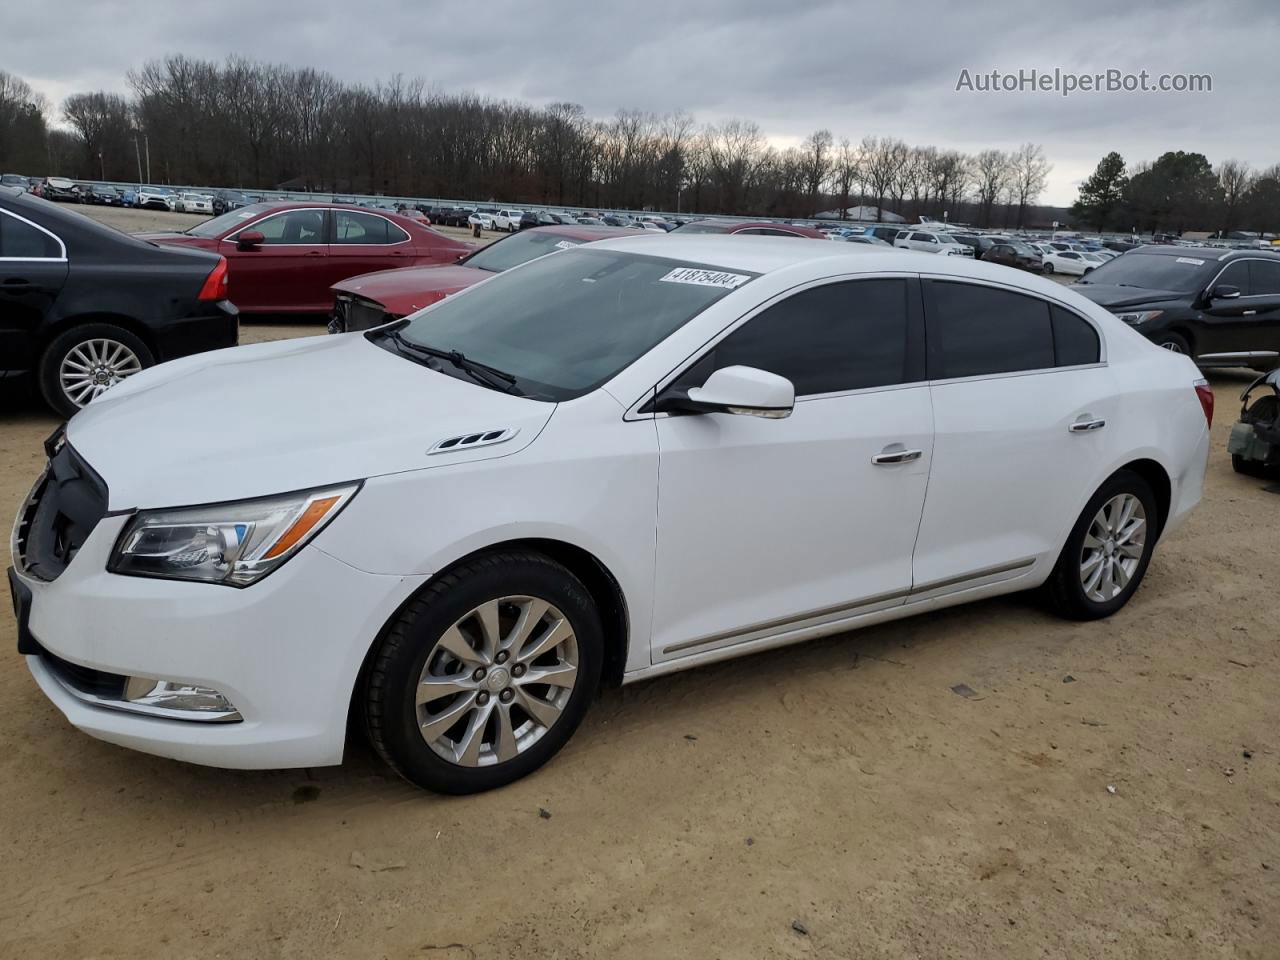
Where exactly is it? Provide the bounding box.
[4,0,1276,205]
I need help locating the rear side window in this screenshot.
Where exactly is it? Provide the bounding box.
[0,211,60,259]
[928,281,1055,378]
[1050,306,1100,366]
[677,279,919,396]
[1248,259,1280,296]
[334,211,409,245]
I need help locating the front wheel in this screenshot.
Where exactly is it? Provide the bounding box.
[1042,262,1055,274]
[1044,470,1158,620]
[1156,332,1191,356]
[364,551,603,793]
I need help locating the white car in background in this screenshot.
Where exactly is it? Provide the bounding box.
[175,192,214,214]
[493,209,523,232]
[136,187,176,211]
[1041,250,1097,276]
[895,229,971,256]
[467,211,497,231]
[12,237,1210,794]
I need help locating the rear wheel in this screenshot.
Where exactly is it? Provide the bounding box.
[364,551,603,794]
[38,323,153,419]
[1045,470,1158,620]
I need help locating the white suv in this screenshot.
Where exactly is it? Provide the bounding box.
[493,209,524,232]
[895,230,971,256]
[11,237,1211,794]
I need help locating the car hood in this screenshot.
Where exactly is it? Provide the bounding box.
[67,334,554,510]
[332,264,490,315]
[1072,284,1187,309]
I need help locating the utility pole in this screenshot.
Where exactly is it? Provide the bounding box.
[99,151,105,180]
[144,134,151,185]
[134,137,143,184]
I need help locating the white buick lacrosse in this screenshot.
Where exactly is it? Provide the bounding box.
[9,235,1211,793]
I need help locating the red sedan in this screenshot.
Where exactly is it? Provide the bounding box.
[141,202,472,314]
[670,218,828,239]
[327,224,637,332]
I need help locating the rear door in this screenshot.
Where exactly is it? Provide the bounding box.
[328,210,414,290]
[912,278,1114,595]
[650,275,933,662]
[0,208,68,374]
[220,208,330,312]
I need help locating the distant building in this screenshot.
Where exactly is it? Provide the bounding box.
[814,205,905,223]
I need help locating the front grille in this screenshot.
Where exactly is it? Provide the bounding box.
[14,438,109,581]
[333,294,394,333]
[34,640,128,699]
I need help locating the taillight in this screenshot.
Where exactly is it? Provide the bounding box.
[1193,378,1214,428]
[197,256,229,301]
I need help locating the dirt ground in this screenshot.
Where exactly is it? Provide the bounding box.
[0,207,1277,959]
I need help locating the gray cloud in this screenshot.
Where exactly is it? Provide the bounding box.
[4,0,1276,204]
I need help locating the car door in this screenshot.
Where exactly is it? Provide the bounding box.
[649,275,933,662]
[1199,259,1280,356]
[912,278,1114,595]
[220,208,330,312]
[328,210,414,292]
[0,208,68,374]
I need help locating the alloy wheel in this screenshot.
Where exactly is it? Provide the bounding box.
[1159,340,1184,354]
[59,338,144,407]
[416,596,579,767]
[1079,493,1147,602]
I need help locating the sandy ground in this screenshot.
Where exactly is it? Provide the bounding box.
[0,208,1277,959]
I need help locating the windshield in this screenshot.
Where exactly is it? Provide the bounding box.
[389,249,757,401]
[464,230,590,273]
[185,203,271,238]
[1078,251,1212,291]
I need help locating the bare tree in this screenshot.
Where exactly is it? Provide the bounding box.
[1216,159,1253,235]
[799,129,833,216]
[1009,142,1051,228]
[973,148,1012,227]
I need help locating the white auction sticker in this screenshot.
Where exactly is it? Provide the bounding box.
[658,267,751,289]
[1175,257,1205,265]
[554,240,580,250]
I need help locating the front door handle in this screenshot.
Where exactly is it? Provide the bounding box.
[1069,417,1107,433]
[872,444,923,465]
[1243,309,1257,316]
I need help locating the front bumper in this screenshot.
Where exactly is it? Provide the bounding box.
[12,512,428,769]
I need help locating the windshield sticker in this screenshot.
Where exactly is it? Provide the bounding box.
[1175,256,1205,265]
[554,240,580,250]
[658,267,751,289]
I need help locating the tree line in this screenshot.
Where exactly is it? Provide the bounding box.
[1073,150,1280,236]
[0,56,1060,225]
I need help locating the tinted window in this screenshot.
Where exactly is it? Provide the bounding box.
[1249,259,1280,296]
[464,230,583,273]
[1051,306,1100,366]
[0,212,60,258]
[334,211,407,244]
[677,279,914,396]
[930,281,1054,378]
[245,210,326,244]
[1216,260,1251,295]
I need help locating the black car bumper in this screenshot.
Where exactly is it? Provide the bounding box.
[151,301,239,361]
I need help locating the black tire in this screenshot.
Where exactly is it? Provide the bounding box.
[38,323,154,419]
[1042,262,1054,274]
[1044,469,1159,621]
[1156,332,1191,356]
[364,550,603,794]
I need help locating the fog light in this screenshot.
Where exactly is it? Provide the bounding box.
[123,676,241,719]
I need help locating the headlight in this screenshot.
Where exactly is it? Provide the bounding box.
[110,483,359,586]
[1114,310,1163,325]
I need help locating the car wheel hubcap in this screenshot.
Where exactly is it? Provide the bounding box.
[59,339,143,407]
[416,596,579,767]
[1160,340,1184,353]
[1079,493,1147,603]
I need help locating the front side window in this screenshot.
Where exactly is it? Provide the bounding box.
[389,249,756,401]
[334,211,409,245]
[0,211,60,259]
[929,281,1055,378]
[1216,260,1251,295]
[675,279,917,396]
[242,210,326,245]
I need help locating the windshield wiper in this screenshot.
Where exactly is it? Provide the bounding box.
[383,329,518,393]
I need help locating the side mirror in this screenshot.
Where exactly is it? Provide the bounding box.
[1210,284,1241,301]
[655,366,795,419]
[236,230,265,250]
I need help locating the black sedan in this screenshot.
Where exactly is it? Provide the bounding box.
[1074,246,1280,367]
[84,185,123,206]
[212,189,252,215]
[0,186,239,417]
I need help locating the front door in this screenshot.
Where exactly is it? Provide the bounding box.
[220,208,330,312]
[650,276,933,662]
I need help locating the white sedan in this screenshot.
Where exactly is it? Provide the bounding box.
[175,192,214,214]
[1041,249,1098,276]
[12,238,1210,793]
[467,212,497,231]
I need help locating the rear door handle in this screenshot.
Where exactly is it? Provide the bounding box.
[1,279,35,291]
[1243,309,1257,316]
[1069,417,1107,433]
[872,444,923,465]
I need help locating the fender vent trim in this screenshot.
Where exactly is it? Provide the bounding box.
[428,427,520,455]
